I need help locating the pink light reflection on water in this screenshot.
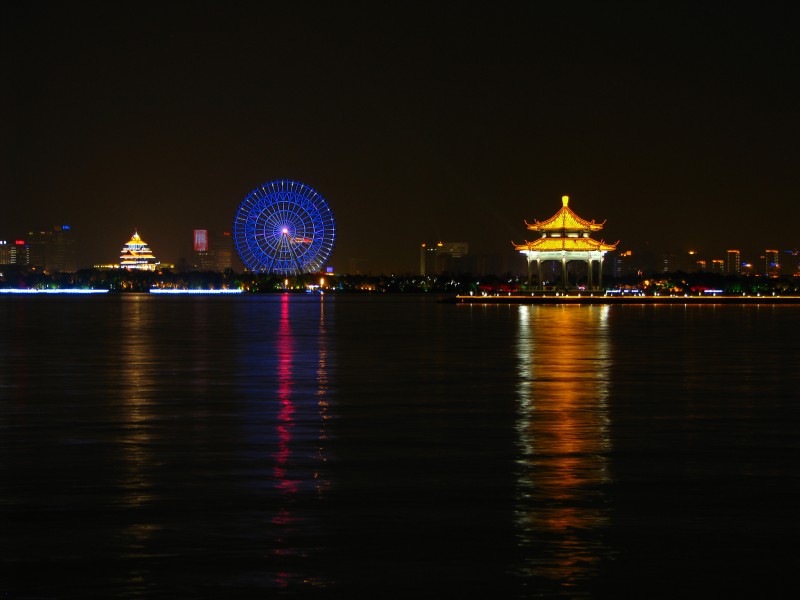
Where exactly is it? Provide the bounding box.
[274,293,299,495]
[271,294,300,587]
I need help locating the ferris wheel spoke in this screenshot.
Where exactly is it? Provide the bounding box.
[264,240,279,272]
[291,244,305,273]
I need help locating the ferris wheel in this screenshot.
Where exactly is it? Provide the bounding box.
[233,179,336,274]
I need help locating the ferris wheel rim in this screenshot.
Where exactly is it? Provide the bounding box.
[232,179,335,275]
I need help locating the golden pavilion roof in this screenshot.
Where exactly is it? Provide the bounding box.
[126,231,145,245]
[513,195,619,254]
[514,236,618,252]
[525,196,605,232]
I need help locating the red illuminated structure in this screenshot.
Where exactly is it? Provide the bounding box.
[193,229,209,252]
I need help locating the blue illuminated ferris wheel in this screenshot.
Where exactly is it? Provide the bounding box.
[233,179,336,275]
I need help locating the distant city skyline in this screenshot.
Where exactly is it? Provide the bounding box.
[1,218,797,277]
[5,5,800,272]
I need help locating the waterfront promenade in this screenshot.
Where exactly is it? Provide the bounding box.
[451,293,800,305]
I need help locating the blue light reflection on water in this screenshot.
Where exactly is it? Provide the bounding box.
[1,294,340,597]
[233,293,334,590]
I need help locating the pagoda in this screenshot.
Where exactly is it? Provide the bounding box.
[514,196,618,291]
[119,229,160,271]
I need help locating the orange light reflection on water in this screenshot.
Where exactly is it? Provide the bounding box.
[515,304,613,589]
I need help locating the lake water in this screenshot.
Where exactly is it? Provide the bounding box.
[2,294,800,598]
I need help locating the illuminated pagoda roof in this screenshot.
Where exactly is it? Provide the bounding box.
[524,195,605,233]
[516,236,618,252]
[119,229,160,271]
[513,195,618,253]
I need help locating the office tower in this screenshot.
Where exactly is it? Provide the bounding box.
[192,229,233,271]
[764,249,780,277]
[726,250,741,275]
[26,230,49,268]
[420,243,437,275]
[47,225,77,272]
[420,241,469,275]
[612,250,634,278]
[20,226,77,272]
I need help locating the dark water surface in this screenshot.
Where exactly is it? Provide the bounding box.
[2,294,800,598]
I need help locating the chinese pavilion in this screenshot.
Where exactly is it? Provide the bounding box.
[119,229,160,271]
[514,196,618,291]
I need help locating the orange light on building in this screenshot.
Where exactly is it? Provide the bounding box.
[119,230,160,271]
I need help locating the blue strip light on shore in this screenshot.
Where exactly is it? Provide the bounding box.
[149,289,243,294]
[0,289,109,294]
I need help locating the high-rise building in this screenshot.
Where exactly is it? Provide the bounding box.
[419,241,469,275]
[193,229,212,270]
[711,259,725,274]
[726,250,741,275]
[192,229,233,271]
[12,240,28,266]
[0,241,10,265]
[661,252,676,273]
[26,230,49,268]
[20,226,77,272]
[686,250,699,272]
[764,249,780,277]
[436,242,469,274]
[47,225,77,272]
[786,250,800,275]
[612,250,634,277]
[213,231,234,271]
[420,243,437,275]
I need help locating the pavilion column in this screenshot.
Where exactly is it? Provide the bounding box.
[537,259,543,291]
[598,256,604,290]
[587,258,593,290]
[562,256,568,290]
[526,254,532,288]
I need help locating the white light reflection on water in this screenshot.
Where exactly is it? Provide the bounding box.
[118,296,159,537]
[515,304,613,594]
[314,297,332,498]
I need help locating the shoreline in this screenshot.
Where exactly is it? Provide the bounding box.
[448,294,800,305]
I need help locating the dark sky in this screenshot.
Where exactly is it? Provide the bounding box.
[3,2,799,273]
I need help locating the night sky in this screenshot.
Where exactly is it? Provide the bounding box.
[3,2,799,273]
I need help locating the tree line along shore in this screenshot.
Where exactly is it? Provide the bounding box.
[2,265,800,295]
